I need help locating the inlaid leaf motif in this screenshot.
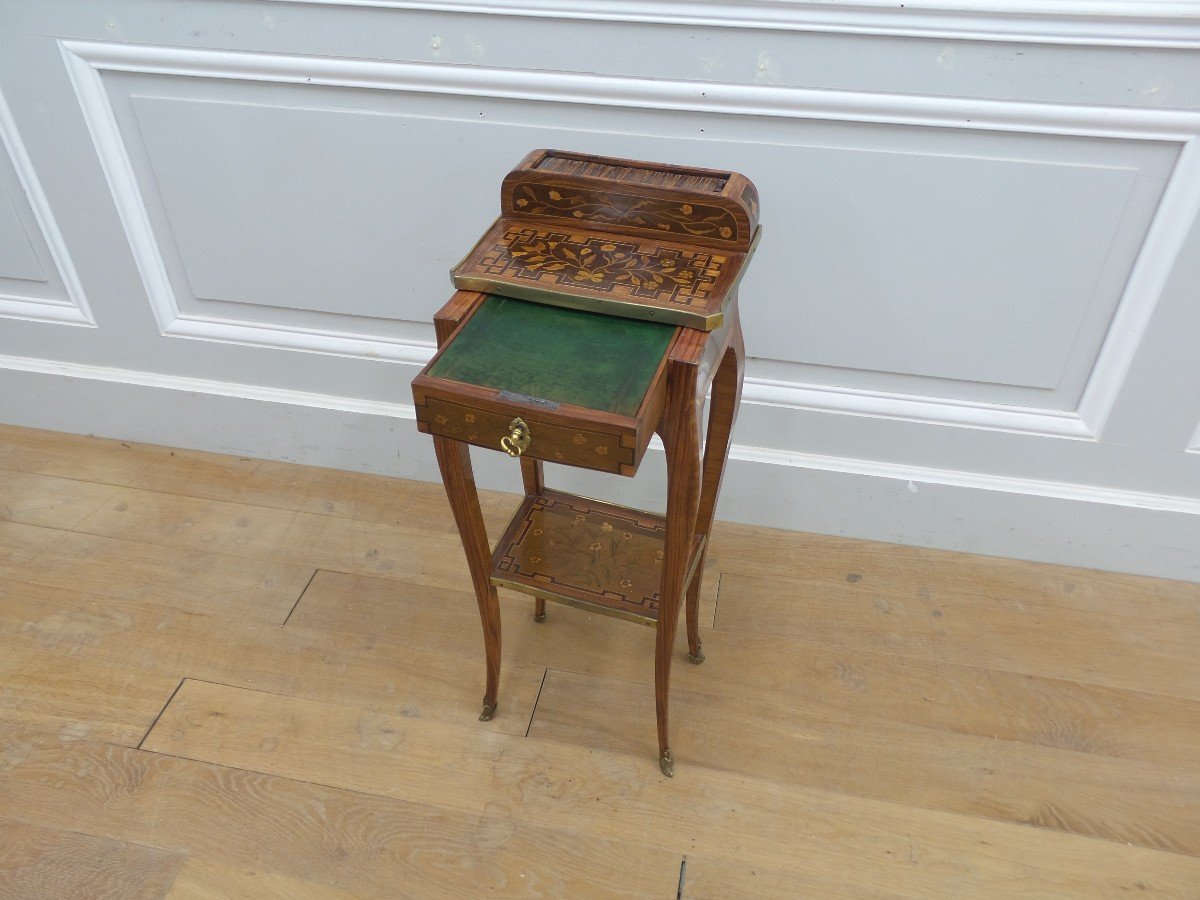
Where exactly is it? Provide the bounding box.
[512,182,739,243]
[500,230,712,297]
[474,225,725,311]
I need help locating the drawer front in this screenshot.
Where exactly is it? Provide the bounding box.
[418,395,635,475]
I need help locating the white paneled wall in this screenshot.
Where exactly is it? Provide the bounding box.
[1,1,1199,580]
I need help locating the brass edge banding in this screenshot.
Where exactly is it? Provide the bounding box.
[450,274,722,330]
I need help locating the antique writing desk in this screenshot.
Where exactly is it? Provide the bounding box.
[412,151,757,776]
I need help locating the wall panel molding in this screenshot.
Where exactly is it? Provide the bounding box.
[260,0,1200,48]
[0,87,94,327]
[743,377,1095,439]
[0,351,414,418]
[1077,137,1200,438]
[60,38,1200,438]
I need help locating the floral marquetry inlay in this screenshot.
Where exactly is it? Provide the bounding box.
[418,396,633,475]
[453,216,750,328]
[510,182,740,244]
[492,490,674,621]
[476,226,726,310]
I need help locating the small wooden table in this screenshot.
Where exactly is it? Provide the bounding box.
[412,149,755,776]
[412,290,744,776]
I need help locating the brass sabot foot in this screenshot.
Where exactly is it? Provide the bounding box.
[659,749,675,778]
[479,702,497,722]
[687,644,705,665]
[534,611,547,623]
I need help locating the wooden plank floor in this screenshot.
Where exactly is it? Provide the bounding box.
[1,423,1199,898]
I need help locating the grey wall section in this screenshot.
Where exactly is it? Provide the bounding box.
[1,1,1199,581]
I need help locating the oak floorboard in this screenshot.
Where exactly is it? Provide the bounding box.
[0,469,124,530]
[132,452,520,536]
[0,422,517,531]
[0,815,184,900]
[164,857,370,900]
[66,482,503,592]
[289,569,1200,767]
[0,647,180,747]
[0,578,544,735]
[288,567,720,668]
[716,571,1200,700]
[20,472,639,599]
[136,679,1200,898]
[1,527,313,622]
[680,854,903,899]
[0,520,60,564]
[527,669,1200,856]
[0,724,682,899]
[7,424,1200,897]
[0,424,164,485]
[705,521,1200,619]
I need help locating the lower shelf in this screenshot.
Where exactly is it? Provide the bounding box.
[490,488,705,626]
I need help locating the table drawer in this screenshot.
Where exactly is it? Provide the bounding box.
[411,293,675,477]
[414,391,637,475]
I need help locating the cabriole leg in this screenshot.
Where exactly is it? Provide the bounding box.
[433,435,502,721]
[655,369,703,777]
[685,321,745,664]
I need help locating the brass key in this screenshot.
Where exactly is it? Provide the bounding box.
[500,417,531,457]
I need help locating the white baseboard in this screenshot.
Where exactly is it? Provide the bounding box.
[2,355,1197,583]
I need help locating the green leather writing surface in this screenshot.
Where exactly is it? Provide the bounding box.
[428,295,674,417]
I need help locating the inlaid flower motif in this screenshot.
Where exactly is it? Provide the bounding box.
[529,556,541,563]
[654,548,664,564]
[510,183,738,242]
[595,445,608,456]
[600,523,613,533]
[588,541,603,552]
[575,513,587,522]
[720,226,732,238]
[532,528,543,536]
[464,413,476,423]
[434,414,449,425]
[501,230,717,296]
[622,532,632,541]
[620,578,633,590]
[572,434,587,445]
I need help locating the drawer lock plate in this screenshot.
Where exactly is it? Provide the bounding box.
[501,417,532,457]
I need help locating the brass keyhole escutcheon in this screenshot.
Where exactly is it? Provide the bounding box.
[500,417,531,457]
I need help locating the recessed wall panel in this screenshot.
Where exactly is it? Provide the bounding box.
[0,164,46,283]
[109,61,1172,414]
[749,151,1137,389]
[133,96,498,321]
